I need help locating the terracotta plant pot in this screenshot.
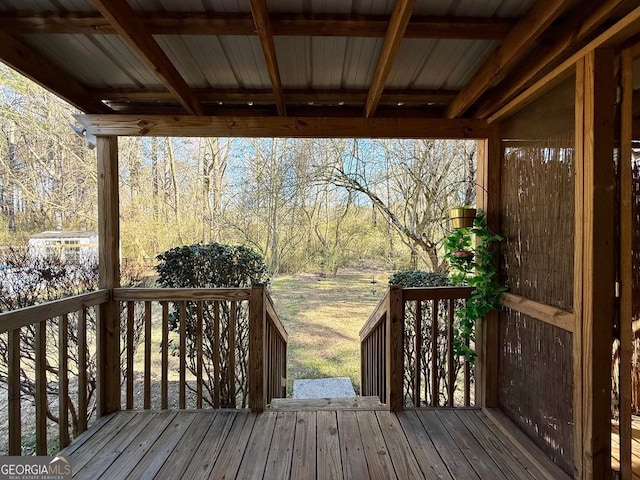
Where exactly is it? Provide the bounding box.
[449,208,476,229]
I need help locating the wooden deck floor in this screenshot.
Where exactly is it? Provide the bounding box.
[59,404,571,480]
[612,416,640,479]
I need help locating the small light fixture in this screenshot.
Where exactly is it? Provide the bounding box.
[247,101,254,106]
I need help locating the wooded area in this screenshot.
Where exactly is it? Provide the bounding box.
[0,64,476,275]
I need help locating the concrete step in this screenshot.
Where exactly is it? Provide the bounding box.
[293,377,356,399]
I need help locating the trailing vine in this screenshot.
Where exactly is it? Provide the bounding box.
[444,209,506,362]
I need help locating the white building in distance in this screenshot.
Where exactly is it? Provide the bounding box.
[28,231,98,264]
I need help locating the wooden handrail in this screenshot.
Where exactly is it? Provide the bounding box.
[402,286,473,301]
[359,293,388,340]
[265,289,288,342]
[113,287,251,301]
[0,289,109,333]
[360,285,476,411]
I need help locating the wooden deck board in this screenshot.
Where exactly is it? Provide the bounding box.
[480,408,571,480]
[396,411,453,480]
[290,411,317,480]
[611,417,640,479]
[357,410,397,480]
[337,410,370,480]
[128,412,198,479]
[62,405,573,480]
[418,410,482,480]
[180,411,235,479]
[96,411,176,480]
[264,411,297,479]
[317,411,343,480]
[234,411,277,479]
[207,411,256,480]
[375,411,425,479]
[435,409,509,480]
[153,412,219,480]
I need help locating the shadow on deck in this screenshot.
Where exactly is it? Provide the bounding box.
[60,400,570,480]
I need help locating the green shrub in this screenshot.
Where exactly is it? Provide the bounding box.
[155,242,268,407]
[156,243,268,289]
[388,269,452,287]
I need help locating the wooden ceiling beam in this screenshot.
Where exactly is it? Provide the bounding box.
[76,114,492,139]
[473,0,625,119]
[365,0,416,118]
[95,87,457,105]
[0,11,513,39]
[103,103,447,118]
[445,0,573,118]
[0,30,110,113]
[249,0,286,116]
[93,0,203,115]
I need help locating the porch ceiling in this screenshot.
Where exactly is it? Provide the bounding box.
[0,0,636,123]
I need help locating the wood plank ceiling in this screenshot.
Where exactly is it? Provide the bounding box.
[0,0,634,121]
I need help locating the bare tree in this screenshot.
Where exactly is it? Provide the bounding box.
[324,139,476,272]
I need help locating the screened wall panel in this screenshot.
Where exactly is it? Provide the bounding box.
[500,76,575,311]
[498,75,576,474]
[498,309,574,473]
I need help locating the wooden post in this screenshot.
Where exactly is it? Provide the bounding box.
[475,133,501,408]
[249,284,266,412]
[618,46,635,480]
[574,49,616,480]
[97,135,121,417]
[386,285,404,411]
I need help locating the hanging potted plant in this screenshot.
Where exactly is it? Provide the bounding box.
[449,206,477,229]
[444,209,506,361]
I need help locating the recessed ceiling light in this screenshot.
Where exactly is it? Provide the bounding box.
[247,101,254,106]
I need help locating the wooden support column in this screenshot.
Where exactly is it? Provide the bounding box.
[386,285,404,411]
[96,135,121,417]
[249,284,266,412]
[619,46,635,480]
[574,49,616,480]
[475,131,501,408]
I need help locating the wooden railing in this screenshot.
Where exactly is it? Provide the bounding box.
[0,284,286,454]
[113,285,287,412]
[360,285,474,411]
[0,290,109,455]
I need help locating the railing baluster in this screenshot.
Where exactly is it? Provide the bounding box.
[161,301,169,409]
[213,301,220,408]
[59,314,70,449]
[8,328,21,455]
[229,301,237,407]
[282,335,287,398]
[415,300,422,407]
[431,299,439,407]
[35,321,47,455]
[144,301,151,409]
[447,299,455,407]
[126,301,134,409]
[196,301,203,409]
[179,301,186,409]
[78,308,87,434]
[465,335,471,406]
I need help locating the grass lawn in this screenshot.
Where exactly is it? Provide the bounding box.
[270,273,388,395]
